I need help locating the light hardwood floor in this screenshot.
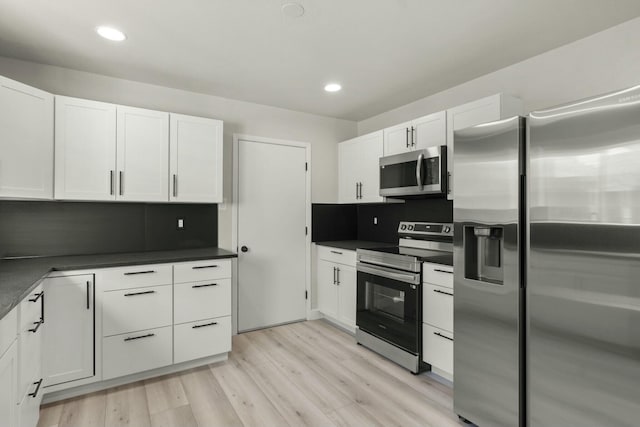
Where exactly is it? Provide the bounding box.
[37,320,464,427]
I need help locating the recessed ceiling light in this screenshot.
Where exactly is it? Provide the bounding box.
[324,83,342,93]
[96,26,126,41]
[281,2,305,18]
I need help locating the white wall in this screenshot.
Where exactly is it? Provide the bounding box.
[358,17,640,135]
[0,56,357,249]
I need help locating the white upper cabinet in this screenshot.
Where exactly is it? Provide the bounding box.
[55,96,117,201]
[383,111,447,156]
[446,93,522,200]
[116,106,169,202]
[338,130,384,203]
[0,76,53,199]
[169,114,223,203]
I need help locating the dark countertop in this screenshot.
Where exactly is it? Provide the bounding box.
[0,247,237,321]
[315,240,394,251]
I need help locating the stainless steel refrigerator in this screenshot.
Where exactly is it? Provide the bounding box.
[453,86,640,427]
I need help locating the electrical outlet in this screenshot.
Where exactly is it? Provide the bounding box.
[373,217,378,225]
[177,218,185,229]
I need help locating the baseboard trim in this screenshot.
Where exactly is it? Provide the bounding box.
[42,353,228,404]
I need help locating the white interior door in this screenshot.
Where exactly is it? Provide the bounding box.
[237,138,307,332]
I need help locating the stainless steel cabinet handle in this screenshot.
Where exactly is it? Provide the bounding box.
[119,171,124,196]
[336,267,340,285]
[110,170,115,195]
[124,290,156,297]
[434,332,453,342]
[433,289,454,296]
[434,269,453,274]
[405,128,410,148]
[124,333,155,342]
[28,379,43,398]
[411,126,416,146]
[124,270,156,275]
[86,281,91,310]
[173,174,178,197]
[192,321,218,329]
[333,267,337,284]
[355,182,358,199]
[192,265,218,269]
[192,283,217,288]
[28,292,43,303]
[416,152,424,191]
[28,319,44,333]
[330,250,343,255]
[358,182,363,199]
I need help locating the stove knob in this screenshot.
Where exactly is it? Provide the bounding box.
[444,226,451,233]
[408,225,414,231]
[400,224,407,231]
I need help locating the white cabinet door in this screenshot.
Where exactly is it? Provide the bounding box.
[116,106,169,202]
[338,138,359,203]
[169,114,223,203]
[55,96,116,200]
[0,76,53,199]
[0,341,17,427]
[317,260,338,319]
[357,130,384,203]
[413,111,446,151]
[446,94,522,200]
[383,121,411,155]
[43,275,94,387]
[336,265,356,329]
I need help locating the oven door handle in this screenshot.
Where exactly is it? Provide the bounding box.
[356,262,421,285]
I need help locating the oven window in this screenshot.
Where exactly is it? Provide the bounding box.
[367,282,405,322]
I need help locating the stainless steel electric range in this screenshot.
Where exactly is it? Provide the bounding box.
[356,222,453,373]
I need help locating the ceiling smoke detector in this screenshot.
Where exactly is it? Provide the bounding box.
[281,2,305,18]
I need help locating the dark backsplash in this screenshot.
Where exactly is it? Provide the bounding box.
[312,198,453,244]
[0,201,217,258]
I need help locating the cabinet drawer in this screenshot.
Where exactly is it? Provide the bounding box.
[174,279,231,324]
[174,260,231,284]
[423,284,453,333]
[423,262,453,289]
[102,285,172,336]
[174,316,231,364]
[18,285,43,334]
[103,326,172,380]
[98,264,172,291]
[422,324,453,376]
[317,246,356,266]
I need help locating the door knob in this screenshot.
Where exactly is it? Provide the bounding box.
[241,246,248,253]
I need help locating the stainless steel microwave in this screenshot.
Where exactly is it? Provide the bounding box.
[379,146,447,197]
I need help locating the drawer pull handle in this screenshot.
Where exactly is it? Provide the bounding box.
[124,270,156,275]
[124,333,155,342]
[192,283,218,288]
[28,292,43,303]
[434,269,453,274]
[28,379,43,398]
[192,265,218,269]
[433,289,453,296]
[124,290,156,297]
[434,331,453,342]
[193,322,218,329]
[28,319,44,333]
[330,250,343,255]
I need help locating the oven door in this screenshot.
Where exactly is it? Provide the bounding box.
[356,263,421,354]
[379,146,447,197]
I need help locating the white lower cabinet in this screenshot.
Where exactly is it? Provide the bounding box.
[0,340,18,427]
[174,279,231,325]
[43,275,94,387]
[174,317,231,364]
[103,326,173,380]
[316,247,357,331]
[422,324,454,377]
[102,284,172,336]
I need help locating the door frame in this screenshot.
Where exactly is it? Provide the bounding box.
[232,134,312,334]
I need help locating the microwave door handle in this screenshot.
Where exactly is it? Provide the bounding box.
[416,152,424,190]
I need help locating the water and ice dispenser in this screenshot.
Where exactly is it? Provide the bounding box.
[464,226,504,285]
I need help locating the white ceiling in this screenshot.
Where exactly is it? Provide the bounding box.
[1,0,639,121]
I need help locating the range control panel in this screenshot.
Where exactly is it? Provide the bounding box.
[398,222,453,236]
